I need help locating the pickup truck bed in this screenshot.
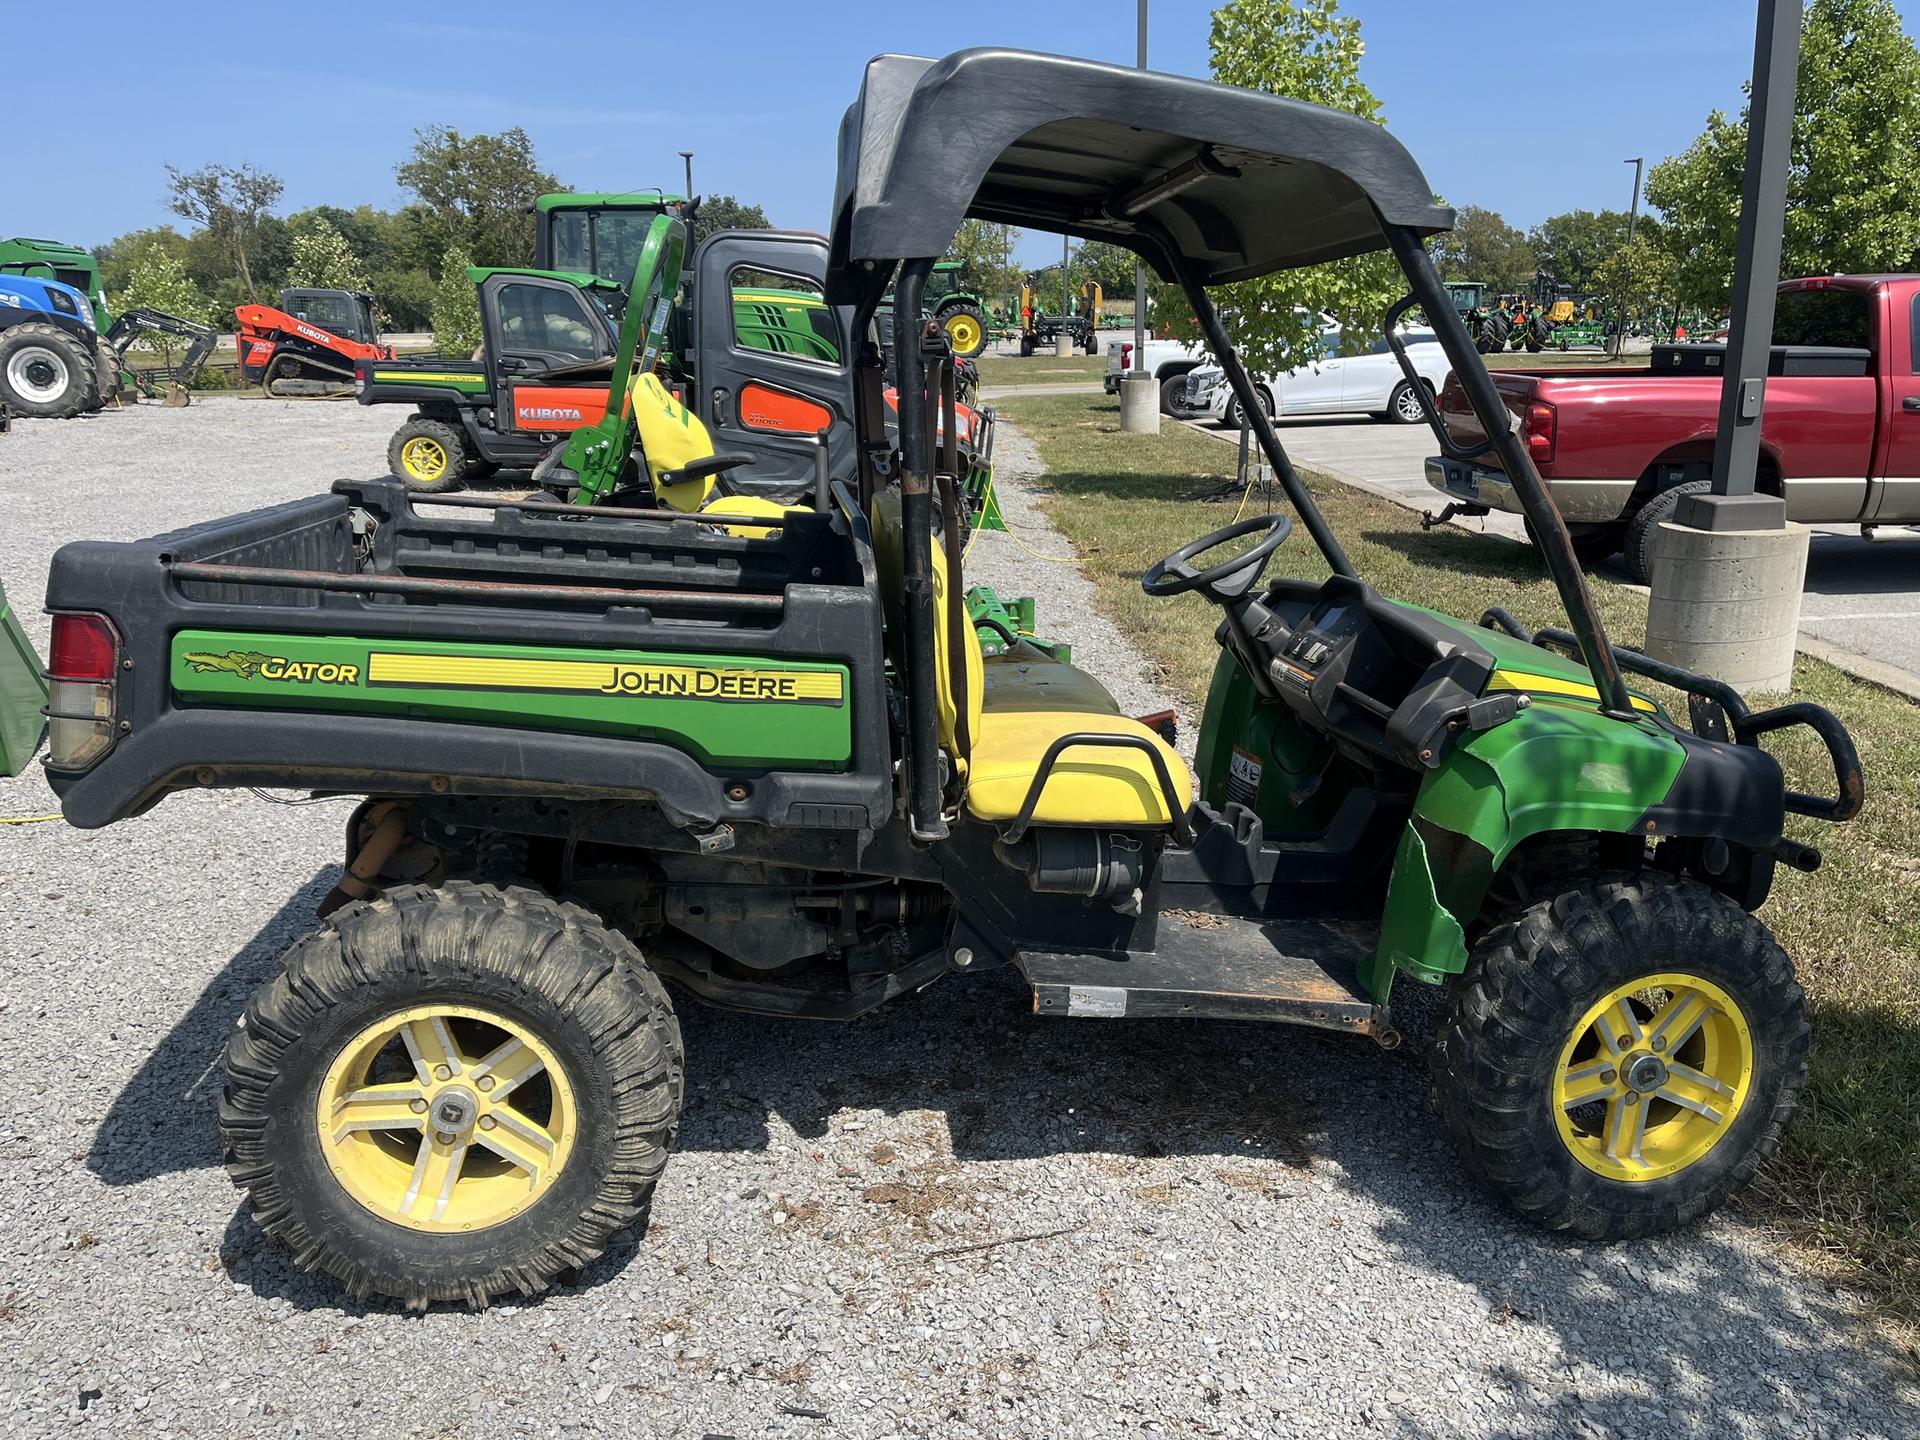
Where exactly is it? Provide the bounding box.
[43,479,891,830]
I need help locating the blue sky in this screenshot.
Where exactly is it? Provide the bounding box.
[13,1,1913,267]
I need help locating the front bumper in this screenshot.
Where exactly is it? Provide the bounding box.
[1424,457,1635,524]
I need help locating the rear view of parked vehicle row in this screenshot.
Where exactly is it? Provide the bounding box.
[1427,274,1920,579]
[37,48,1860,1313]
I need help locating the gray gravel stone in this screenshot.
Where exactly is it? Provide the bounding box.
[0,400,1913,1437]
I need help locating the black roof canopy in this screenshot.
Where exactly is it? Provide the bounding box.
[826,48,1454,306]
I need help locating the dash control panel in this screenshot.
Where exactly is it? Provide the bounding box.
[1268,600,1363,690]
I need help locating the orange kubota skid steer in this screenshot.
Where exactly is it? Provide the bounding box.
[236,288,394,397]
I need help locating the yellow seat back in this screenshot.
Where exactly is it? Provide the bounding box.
[868,489,982,774]
[631,372,719,512]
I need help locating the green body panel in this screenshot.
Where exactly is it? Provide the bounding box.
[1193,601,1689,1001]
[965,586,1069,663]
[170,630,851,769]
[0,236,112,329]
[467,265,617,294]
[731,287,841,364]
[0,581,49,777]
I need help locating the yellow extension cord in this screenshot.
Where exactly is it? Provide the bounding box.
[0,813,61,824]
[964,469,1078,565]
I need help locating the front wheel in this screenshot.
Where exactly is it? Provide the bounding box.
[0,323,96,418]
[1385,379,1429,425]
[221,881,683,1308]
[1160,372,1202,419]
[388,416,468,493]
[1432,874,1807,1241]
[1224,386,1272,430]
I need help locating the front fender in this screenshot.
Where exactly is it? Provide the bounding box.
[1364,703,1688,997]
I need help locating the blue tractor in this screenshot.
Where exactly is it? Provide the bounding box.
[0,274,109,419]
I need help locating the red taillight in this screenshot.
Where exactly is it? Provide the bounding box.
[1524,400,1557,466]
[49,613,117,679]
[1120,343,1133,371]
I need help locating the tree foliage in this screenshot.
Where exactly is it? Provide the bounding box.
[1432,206,1536,293]
[430,245,482,358]
[947,220,1022,301]
[396,126,557,268]
[1207,0,1404,374]
[165,161,284,302]
[285,217,370,292]
[691,194,771,247]
[1526,209,1637,294]
[1646,0,1920,309]
[1591,237,1673,327]
[1068,239,1136,300]
[116,237,212,362]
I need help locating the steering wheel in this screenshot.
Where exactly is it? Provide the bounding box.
[1141,513,1294,600]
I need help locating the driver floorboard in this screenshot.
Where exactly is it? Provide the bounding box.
[1016,916,1380,1035]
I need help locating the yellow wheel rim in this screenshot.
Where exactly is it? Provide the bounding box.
[1553,972,1753,1183]
[317,1003,577,1233]
[944,312,982,355]
[400,436,448,481]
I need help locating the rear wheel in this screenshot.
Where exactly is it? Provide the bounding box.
[1525,517,1625,568]
[1224,386,1273,430]
[1432,874,1805,1240]
[1018,334,1036,357]
[1623,479,1711,584]
[388,416,468,493]
[1385,379,1430,425]
[220,881,683,1308]
[0,324,95,418]
[938,303,989,359]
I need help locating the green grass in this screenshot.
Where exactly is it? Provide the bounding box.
[976,354,1108,387]
[996,388,1920,1327]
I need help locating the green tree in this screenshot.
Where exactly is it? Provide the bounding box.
[1593,235,1675,359]
[430,244,482,358]
[947,220,1022,302]
[1069,239,1138,303]
[285,217,370,292]
[164,161,284,301]
[396,127,558,267]
[1526,209,1636,293]
[116,238,212,363]
[691,194,771,247]
[94,226,191,299]
[1647,0,1920,309]
[1207,0,1404,374]
[1432,206,1536,293]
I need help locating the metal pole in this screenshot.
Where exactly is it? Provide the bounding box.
[1609,158,1644,360]
[1061,232,1070,317]
[1134,0,1148,360]
[1624,158,1643,243]
[679,151,694,200]
[1685,0,1799,531]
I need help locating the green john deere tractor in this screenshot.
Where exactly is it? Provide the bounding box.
[923,260,992,358]
[38,49,1862,1312]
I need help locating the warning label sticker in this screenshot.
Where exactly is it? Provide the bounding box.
[1227,746,1262,809]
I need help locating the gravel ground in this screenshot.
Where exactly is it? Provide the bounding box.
[1,400,1914,1438]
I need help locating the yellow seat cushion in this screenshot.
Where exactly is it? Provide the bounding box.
[965,709,1192,827]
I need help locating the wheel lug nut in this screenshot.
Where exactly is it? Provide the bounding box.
[436,1131,457,1145]
[1651,1036,1668,1052]
[409,1098,428,1114]
[434,1065,453,1081]
[476,1076,495,1092]
[1600,1070,1617,1085]
[479,1115,497,1131]
[1625,1091,1640,1105]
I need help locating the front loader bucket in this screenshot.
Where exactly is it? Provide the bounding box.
[0,580,49,777]
[162,384,192,409]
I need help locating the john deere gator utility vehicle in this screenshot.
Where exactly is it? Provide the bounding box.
[42,49,1860,1308]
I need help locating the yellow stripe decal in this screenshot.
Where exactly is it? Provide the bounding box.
[370,371,485,384]
[1489,669,1657,714]
[366,652,844,705]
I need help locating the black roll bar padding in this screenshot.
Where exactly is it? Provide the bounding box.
[895,260,948,840]
[1166,248,1356,580]
[939,350,960,481]
[1383,224,1636,721]
[1381,292,1493,463]
[1001,732,1196,847]
[1477,607,1864,824]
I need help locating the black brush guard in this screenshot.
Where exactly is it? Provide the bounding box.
[1479,607,1863,824]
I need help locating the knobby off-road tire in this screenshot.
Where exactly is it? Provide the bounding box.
[1432,874,1807,1241]
[387,415,468,493]
[1623,479,1711,585]
[0,323,96,418]
[938,302,990,359]
[220,881,683,1308]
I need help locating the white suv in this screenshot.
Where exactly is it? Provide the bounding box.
[1186,331,1452,427]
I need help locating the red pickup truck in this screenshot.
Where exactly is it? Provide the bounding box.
[1425,275,1920,580]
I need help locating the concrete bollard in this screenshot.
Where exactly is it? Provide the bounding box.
[1121,372,1161,434]
[1643,520,1810,694]
[1055,333,1075,358]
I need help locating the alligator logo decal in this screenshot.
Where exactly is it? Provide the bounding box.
[181,649,360,685]
[183,649,274,679]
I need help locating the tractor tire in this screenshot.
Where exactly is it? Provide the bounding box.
[1623,480,1711,585]
[1160,372,1202,420]
[1432,874,1806,1241]
[938,302,990,360]
[0,323,96,419]
[1224,386,1273,431]
[86,340,120,411]
[1019,334,1036,358]
[1385,379,1430,426]
[388,416,468,493]
[219,880,684,1309]
[1526,518,1625,569]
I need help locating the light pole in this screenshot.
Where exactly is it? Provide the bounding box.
[1056,233,1074,356]
[1121,0,1160,431]
[1608,157,1644,360]
[1623,157,1644,243]
[678,151,694,201]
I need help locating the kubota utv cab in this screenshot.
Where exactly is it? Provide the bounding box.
[42,49,1860,1308]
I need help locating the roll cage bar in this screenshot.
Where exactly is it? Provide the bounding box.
[831,48,1636,837]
